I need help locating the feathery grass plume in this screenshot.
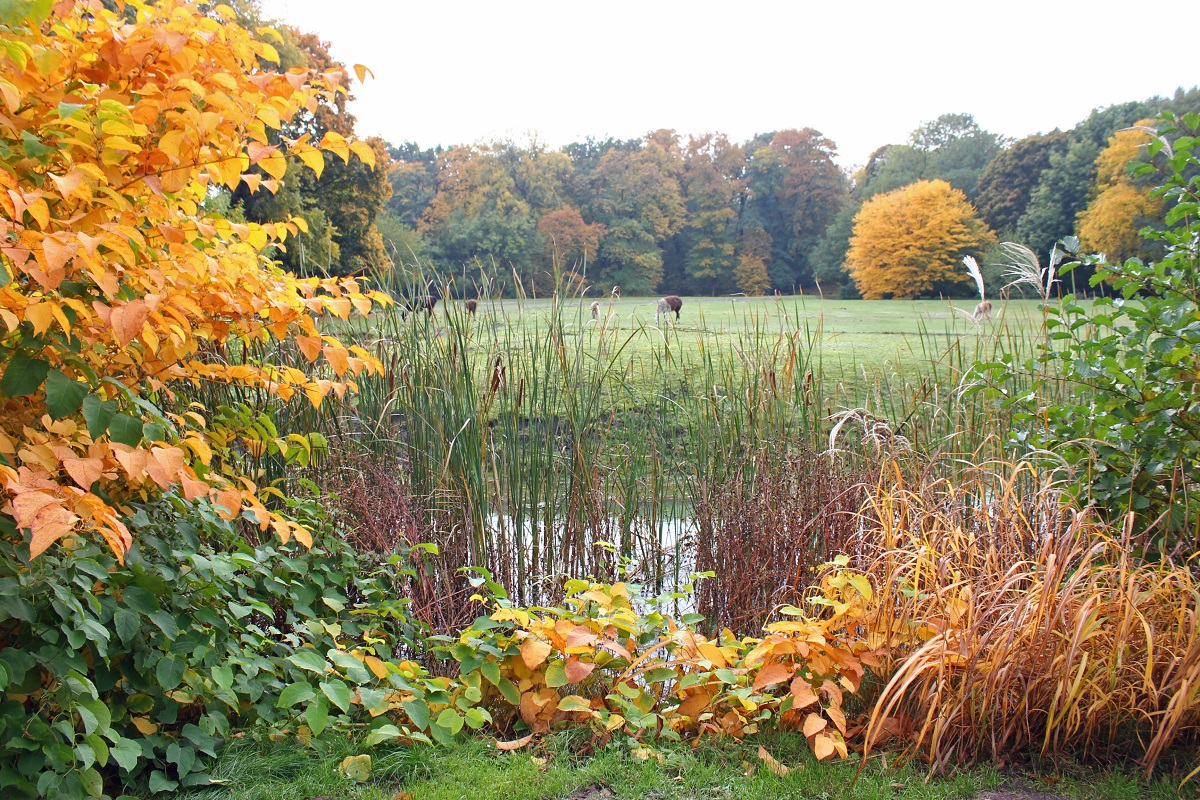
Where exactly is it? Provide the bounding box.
[962,255,985,301]
[998,241,1056,301]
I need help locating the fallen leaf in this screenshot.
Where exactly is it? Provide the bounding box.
[757,746,790,777]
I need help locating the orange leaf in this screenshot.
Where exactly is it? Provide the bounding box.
[29,501,78,559]
[63,457,105,489]
[811,732,835,761]
[495,734,533,751]
[751,660,793,691]
[322,344,350,376]
[757,746,790,777]
[520,637,553,670]
[111,301,148,347]
[802,712,827,738]
[213,488,242,520]
[790,677,819,710]
[296,335,322,362]
[563,656,594,684]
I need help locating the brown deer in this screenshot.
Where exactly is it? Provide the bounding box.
[655,295,682,324]
[972,300,992,322]
[590,300,600,320]
[465,298,478,315]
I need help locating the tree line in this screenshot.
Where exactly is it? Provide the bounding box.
[237,7,1198,298]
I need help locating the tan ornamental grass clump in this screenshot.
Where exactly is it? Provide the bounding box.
[856,461,1200,778]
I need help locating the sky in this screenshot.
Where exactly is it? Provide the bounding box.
[256,0,1191,168]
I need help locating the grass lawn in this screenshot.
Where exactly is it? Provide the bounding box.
[157,732,1187,800]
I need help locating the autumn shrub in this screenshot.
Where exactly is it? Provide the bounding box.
[0,492,420,799]
[855,461,1200,778]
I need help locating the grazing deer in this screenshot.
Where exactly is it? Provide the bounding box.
[401,284,440,320]
[611,285,621,301]
[590,300,600,320]
[465,298,478,315]
[972,300,992,322]
[655,295,682,324]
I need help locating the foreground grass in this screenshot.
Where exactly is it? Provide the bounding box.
[155,732,1189,800]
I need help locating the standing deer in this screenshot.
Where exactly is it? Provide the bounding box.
[465,298,478,315]
[590,300,600,320]
[972,300,992,321]
[655,295,682,324]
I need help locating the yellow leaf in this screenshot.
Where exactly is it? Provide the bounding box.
[131,717,158,735]
[364,656,389,679]
[352,63,373,83]
[319,131,350,163]
[294,146,324,179]
[348,140,376,168]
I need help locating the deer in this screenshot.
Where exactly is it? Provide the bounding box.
[655,295,682,324]
[465,298,478,315]
[590,300,600,320]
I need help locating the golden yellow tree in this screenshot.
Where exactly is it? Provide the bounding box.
[1077,122,1163,261]
[0,0,385,561]
[846,180,994,299]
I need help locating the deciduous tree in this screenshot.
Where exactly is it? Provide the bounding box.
[0,0,384,561]
[846,180,995,299]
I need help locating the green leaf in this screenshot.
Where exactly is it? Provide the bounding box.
[76,699,111,735]
[357,687,389,716]
[44,370,89,420]
[497,678,520,706]
[320,679,353,713]
[107,413,144,446]
[363,724,401,747]
[276,681,316,708]
[108,737,141,772]
[336,754,371,782]
[401,698,429,730]
[113,608,140,644]
[155,656,185,691]
[545,660,568,688]
[82,394,117,439]
[287,649,328,675]
[305,696,329,736]
[148,770,178,794]
[0,0,54,27]
[120,585,160,614]
[435,708,464,735]
[0,351,49,397]
[211,665,233,690]
[480,660,501,687]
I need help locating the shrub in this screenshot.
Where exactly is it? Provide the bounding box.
[973,113,1200,553]
[0,492,419,798]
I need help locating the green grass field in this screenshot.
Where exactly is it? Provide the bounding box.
[368,294,1052,406]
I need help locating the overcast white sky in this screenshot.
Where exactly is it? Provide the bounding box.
[257,0,1190,168]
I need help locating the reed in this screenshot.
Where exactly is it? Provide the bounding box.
[856,461,1200,778]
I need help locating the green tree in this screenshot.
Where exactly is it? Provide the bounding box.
[974,131,1070,235]
[582,134,685,294]
[742,128,846,290]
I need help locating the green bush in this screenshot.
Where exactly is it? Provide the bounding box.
[974,112,1200,552]
[0,491,418,798]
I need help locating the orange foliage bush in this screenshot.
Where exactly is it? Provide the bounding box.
[0,0,386,561]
